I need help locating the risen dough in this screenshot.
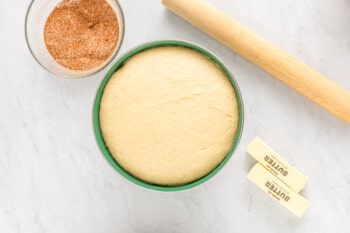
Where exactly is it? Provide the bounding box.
[100,46,239,186]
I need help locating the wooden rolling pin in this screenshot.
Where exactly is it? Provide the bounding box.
[163,0,350,123]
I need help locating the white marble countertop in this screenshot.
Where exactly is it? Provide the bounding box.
[1,0,350,232]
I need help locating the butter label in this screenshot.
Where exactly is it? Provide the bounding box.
[264,154,288,177]
[247,163,310,217]
[265,180,290,202]
[247,137,307,192]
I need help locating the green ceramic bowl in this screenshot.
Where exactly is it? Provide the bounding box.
[93,40,244,191]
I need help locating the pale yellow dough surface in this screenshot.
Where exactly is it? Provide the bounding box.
[100,46,239,185]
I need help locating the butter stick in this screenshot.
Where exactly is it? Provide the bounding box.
[247,137,307,192]
[247,163,310,217]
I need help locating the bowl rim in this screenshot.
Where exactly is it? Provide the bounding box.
[24,0,125,79]
[93,40,244,192]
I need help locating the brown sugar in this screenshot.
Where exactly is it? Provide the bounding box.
[44,0,119,70]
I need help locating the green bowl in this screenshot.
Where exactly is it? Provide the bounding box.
[93,40,244,191]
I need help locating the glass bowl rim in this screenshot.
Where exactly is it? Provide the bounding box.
[24,0,125,79]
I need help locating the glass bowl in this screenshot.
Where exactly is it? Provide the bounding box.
[25,0,124,78]
[93,40,244,192]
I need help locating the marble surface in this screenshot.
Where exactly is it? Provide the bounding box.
[1,0,350,232]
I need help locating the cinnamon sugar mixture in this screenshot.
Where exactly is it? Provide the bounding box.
[44,0,119,70]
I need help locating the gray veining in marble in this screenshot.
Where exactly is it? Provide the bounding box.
[1,0,350,232]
